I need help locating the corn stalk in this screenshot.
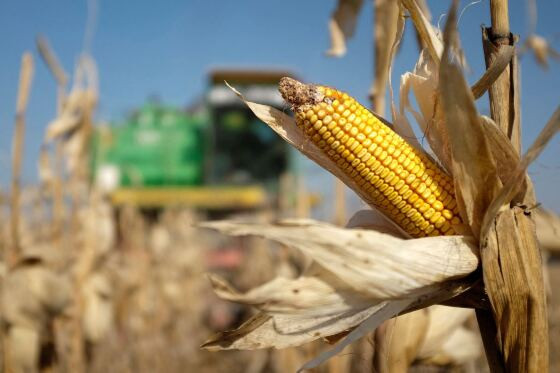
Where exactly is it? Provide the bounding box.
[478,0,549,371]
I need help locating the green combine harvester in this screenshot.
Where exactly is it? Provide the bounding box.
[91,69,294,211]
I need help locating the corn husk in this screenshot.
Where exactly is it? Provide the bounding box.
[201,218,478,369]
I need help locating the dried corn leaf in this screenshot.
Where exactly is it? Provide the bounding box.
[478,116,520,183]
[202,303,387,351]
[399,49,452,172]
[326,0,364,57]
[36,35,68,87]
[399,0,442,65]
[387,6,423,152]
[439,3,501,239]
[522,34,560,69]
[370,0,399,114]
[471,45,514,99]
[44,89,86,141]
[482,207,548,371]
[481,106,560,239]
[201,220,479,300]
[298,299,412,372]
[208,265,374,317]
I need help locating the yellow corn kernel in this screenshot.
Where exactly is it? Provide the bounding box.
[279,77,463,237]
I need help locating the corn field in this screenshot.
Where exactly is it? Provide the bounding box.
[1,1,560,373]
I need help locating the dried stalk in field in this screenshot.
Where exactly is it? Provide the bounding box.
[477,0,550,371]
[371,0,399,115]
[36,35,69,238]
[9,52,34,267]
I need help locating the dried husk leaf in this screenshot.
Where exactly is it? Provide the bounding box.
[387,6,424,153]
[345,209,405,237]
[208,266,375,317]
[481,106,560,239]
[326,0,364,57]
[298,299,413,372]
[399,0,442,65]
[399,49,452,172]
[201,220,479,299]
[439,4,502,239]
[202,303,387,351]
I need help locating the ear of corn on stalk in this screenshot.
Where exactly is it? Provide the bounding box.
[278,77,462,238]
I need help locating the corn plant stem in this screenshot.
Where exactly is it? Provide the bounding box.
[484,1,520,152]
[4,51,33,373]
[9,53,34,267]
[480,1,549,372]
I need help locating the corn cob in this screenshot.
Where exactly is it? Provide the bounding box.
[278,77,462,238]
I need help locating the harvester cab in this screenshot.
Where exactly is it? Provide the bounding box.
[91,69,295,213]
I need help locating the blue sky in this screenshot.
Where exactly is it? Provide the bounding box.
[0,0,559,213]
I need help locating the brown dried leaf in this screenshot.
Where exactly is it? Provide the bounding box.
[400,0,442,65]
[326,0,364,57]
[439,2,502,239]
[471,45,514,99]
[36,35,68,87]
[482,207,549,371]
[370,0,400,114]
[523,34,560,69]
[481,106,560,240]
[399,49,452,171]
